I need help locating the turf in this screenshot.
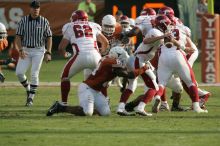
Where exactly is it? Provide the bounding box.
[1,58,220,146]
[0,86,220,146]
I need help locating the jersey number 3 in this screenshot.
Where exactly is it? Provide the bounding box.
[73,25,93,38]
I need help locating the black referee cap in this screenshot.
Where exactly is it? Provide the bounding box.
[30,1,40,8]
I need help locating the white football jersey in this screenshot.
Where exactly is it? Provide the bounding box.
[135,15,155,36]
[135,28,163,61]
[63,21,101,53]
[171,26,187,47]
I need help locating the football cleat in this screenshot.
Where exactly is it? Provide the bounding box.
[199,92,211,107]
[193,102,208,113]
[194,108,208,113]
[159,102,170,112]
[171,105,188,112]
[152,97,161,113]
[134,107,152,116]
[117,109,135,116]
[46,101,63,116]
[125,102,135,112]
[25,98,33,107]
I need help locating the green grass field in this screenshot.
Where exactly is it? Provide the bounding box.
[0,58,220,146]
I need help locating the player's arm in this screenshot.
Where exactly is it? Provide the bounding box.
[113,65,148,78]
[15,35,27,59]
[97,33,109,55]
[44,36,52,63]
[184,36,196,54]
[58,38,70,58]
[143,32,171,44]
[126,27,141,37]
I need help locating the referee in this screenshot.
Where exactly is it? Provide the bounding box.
[15,0,52,106]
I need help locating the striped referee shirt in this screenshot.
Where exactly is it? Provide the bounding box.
[16,15,52,47]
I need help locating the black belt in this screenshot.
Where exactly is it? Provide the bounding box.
[26,46,35,48]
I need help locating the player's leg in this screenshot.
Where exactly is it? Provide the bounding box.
[15,51,31,105]
[94,92,111,116]
[176,51,207,113]
[135,68,158,115]
[117,77,137,115]
[60,54,83,104]
[27,50,44,105]
[166,76,187,111]
[152,53,173,113]
[78,83,95,116]
[46,101,85,116]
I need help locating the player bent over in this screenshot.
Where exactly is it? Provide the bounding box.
[47,47,148,116]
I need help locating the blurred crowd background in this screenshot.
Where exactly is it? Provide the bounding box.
[0,0,220,53]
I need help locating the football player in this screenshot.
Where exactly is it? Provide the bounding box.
[58,10,109,105]
[152,15,207,113]
[157,6,210,111]
[47,47,148,116]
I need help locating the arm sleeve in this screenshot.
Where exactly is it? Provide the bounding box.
[16,18,24,36]
[44,19,52,37]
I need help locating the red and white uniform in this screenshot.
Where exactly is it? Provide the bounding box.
[61,21,102,79]
[135,15,155,36]
[135,28,163,62]
[155,28,203,110]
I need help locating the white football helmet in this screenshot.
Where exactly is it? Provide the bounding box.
[0,22,7,40]
[102,15,116,37]
[109,46,129,62]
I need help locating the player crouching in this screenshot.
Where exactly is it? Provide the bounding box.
[46,47,148,116]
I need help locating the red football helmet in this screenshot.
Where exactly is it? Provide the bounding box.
[70,10,88,22]
[158,6,175,16]
[140,8,156,16]
[155,15,171,32]
[166,14,176,25]
[120,15,130,28]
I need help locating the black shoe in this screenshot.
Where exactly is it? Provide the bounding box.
[25,98,33,107]
[46,101,63,116]
[125,102,135,112]
[171,105,188,112]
